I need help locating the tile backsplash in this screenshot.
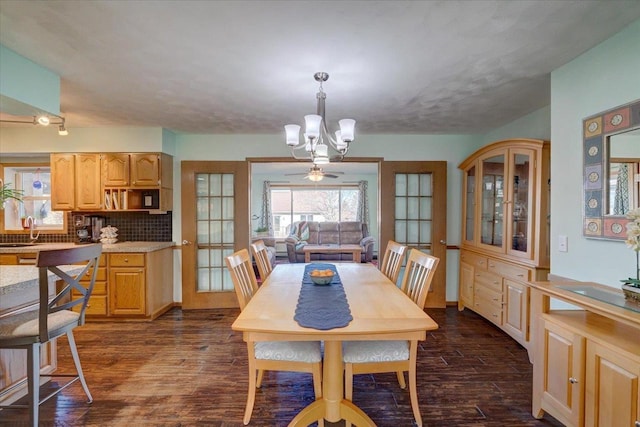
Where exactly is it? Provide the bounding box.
[0,211,173,243]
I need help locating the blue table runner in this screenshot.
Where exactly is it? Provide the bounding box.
[293,263,353,330]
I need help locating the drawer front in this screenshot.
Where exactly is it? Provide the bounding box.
[461,251,488,270]
[0,254,18,265]
[473,296,503,326]
[474,283,503,306]
[79,266,107,282]
[475,270,503,293]
[109,253,145,267]
[73,295,107,315]
[73,281,107,296]
[487,258,530,281]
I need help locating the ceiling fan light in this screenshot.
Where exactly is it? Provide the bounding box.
[304,114,322,140]
[36,115,50,126]
[307,172,323,182]
[284,124,301,146]
[338,119,355,142]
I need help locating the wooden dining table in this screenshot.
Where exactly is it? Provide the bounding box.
[231,262,439,426]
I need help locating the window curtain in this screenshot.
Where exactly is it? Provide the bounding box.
[261,181,273,235]
[356,180,370,227]
[613,163,629,215]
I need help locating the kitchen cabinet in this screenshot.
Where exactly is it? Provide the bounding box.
[530,282,640,427]
[52,152,173,212]
[109,253,146,316]
[0,252,37,265]
[51,153,102,210]
[458,139,550,355]
[72,254,107,316]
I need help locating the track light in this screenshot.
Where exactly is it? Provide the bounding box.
[36,115,50,126]
[1,114,69,136]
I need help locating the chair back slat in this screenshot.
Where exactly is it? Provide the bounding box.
[399,249,440,309]
[250,239,273,280]
[225,249,259,311]
[380,240,408,283]
[36,244,103,342]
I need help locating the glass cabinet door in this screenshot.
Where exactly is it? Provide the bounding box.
[480,154,505,249]
[463,165,476,243]
[508,150,533,258]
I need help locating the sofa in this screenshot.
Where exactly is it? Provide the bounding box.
[285,221,374,263]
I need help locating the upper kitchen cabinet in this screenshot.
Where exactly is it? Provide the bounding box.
[459,139,550,267]
[52,153,173,212]
[51,153,102,210]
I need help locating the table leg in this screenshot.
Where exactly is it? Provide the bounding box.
[352,250,361,263]
[288,341,376,427]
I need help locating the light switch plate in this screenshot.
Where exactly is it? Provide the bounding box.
[558,235,568,252]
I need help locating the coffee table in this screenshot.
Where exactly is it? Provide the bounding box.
[302,244,362,263]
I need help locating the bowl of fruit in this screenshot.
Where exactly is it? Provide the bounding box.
[309,268,335,285]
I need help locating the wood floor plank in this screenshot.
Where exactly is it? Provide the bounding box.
[0,307,563,426]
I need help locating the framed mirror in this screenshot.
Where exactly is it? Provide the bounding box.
[583,99,640,240]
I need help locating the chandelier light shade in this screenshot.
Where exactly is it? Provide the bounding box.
[285,72,356,163]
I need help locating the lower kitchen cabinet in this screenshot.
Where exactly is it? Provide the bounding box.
[78,248,172,320]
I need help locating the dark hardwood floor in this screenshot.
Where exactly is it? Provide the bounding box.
[0,307,563,426]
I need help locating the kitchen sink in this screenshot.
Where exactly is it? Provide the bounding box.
[0,243,37,247]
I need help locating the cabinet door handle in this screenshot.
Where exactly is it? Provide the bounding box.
[569,377,578,384]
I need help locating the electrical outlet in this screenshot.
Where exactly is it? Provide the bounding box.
[558,235,568,252]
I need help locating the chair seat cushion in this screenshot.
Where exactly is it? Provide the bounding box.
[0,309,80,340]
[342,340,409,363]
[254,341,322,363]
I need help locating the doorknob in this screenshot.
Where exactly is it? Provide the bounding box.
[440,240,446,245]
[182,240,192,245]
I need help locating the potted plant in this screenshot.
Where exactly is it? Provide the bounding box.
[0,179,23,209]
[621,207,640,302]
[254,226,270,237]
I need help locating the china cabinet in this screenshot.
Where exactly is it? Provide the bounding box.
[458,139,550,353]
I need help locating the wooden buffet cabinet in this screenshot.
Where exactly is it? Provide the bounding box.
[458,139,551,354]
[529,281,640,427]
[51,152,173,212]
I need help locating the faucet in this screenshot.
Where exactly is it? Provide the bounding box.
[26,216,40,243]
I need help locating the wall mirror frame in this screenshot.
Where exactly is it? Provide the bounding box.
[583,98,640,240]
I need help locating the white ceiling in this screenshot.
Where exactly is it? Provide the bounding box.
[1,0,639,136]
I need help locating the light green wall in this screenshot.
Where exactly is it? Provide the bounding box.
[482,106,551,144]
[0,45,60,115]
[550,19,640,286]
[0,126,165,152]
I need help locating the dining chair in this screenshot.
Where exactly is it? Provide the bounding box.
[250,239,273,281]
[342,248,440,427]
[0,243,103,427]
[225,249,324,426]
[379,240,408,284]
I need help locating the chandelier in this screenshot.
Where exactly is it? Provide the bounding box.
[284,72,355,164]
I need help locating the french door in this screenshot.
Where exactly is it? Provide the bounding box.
[181,161,249,309]
[380,161,447,308]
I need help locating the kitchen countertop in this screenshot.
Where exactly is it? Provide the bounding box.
[0,241,175,254]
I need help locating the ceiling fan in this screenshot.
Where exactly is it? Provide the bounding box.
[285,165,344,182]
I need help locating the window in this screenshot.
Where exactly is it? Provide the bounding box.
[1,164,66,233]
[270,185,360,238]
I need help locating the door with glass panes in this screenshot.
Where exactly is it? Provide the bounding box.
[380,161,447,308]
[181,161,249,309]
